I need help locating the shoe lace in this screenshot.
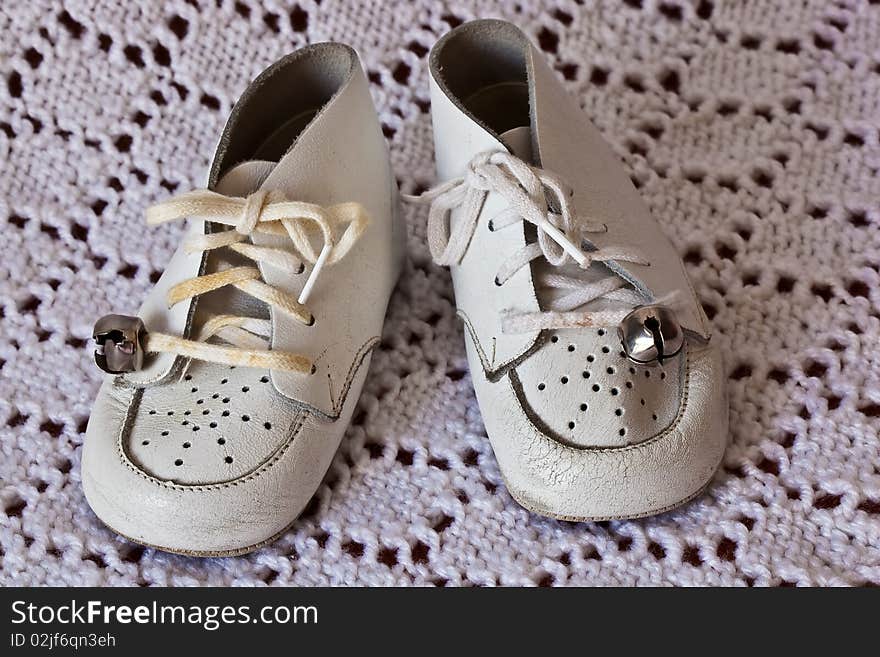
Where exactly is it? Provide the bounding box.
[406,150,662,333]
[142,189,368,373]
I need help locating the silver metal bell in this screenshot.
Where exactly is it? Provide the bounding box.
[618,305,683,366]
[93,314,146,374]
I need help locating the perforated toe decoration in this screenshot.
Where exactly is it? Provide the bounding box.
[513,328,683,448]
[126,361,303,485]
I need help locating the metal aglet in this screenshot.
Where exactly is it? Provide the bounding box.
[93,314,147,374]
[618,305,684,366]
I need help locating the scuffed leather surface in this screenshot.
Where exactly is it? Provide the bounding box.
[471,339,727,519]
[431,20,727,518]
[82,360,370,554]
[81,44,403,553]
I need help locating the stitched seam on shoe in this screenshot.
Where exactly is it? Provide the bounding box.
[457,309,543,382]
[110,336,378,490]
[328,336,379,417]
[504,342,693,454]
[113,389,309,491]
[279,335,379,421]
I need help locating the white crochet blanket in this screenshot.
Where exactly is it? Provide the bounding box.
[2,0,878,586]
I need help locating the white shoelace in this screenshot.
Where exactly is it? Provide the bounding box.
[406,150,655,333]
[141,189,368,373]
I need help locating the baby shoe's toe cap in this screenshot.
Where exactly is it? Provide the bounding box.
[82,364,335,555]
[477,338,728,521]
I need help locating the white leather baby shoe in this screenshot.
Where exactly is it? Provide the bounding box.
[414,20,727,520]
[82,44,405,555]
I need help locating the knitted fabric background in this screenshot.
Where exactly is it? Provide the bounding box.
[2,0,879,586]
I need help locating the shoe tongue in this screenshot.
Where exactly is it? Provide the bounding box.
[498,126,613,312]
[500,125,534,163]
[192,160,279,329]
[214,160,276,196]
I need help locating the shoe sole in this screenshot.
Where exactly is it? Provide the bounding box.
[98,510,300,557]
[501,469,716,522]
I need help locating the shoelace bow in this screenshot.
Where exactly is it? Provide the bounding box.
[406,150,663,333]
[141,189,368,373]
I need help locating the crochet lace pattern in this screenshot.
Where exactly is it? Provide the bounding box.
[1,0,878,586]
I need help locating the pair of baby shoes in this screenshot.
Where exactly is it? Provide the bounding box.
[83,19,728,556]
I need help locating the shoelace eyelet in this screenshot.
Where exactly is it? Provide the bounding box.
[410,149,654,337]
